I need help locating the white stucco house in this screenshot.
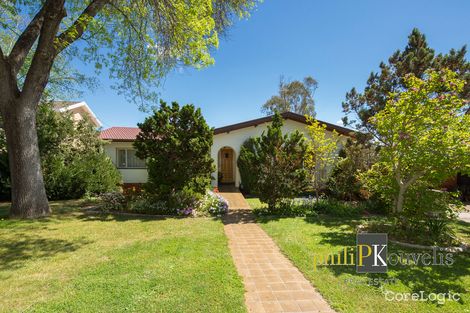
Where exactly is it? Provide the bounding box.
[99,111,354,188]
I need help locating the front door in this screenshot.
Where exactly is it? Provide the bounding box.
[220,148,234,183]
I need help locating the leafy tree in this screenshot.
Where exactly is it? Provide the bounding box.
[0,102,121,200]
[305,116,340,199]
[238,112,308,209]
[327,139,376,201]
[360,70,470,214]
[262,76,318,116]
[343,28,470,139]
[134,101,214,200]
[0,0,257,218]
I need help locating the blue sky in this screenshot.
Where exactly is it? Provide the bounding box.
[79,0,470,129]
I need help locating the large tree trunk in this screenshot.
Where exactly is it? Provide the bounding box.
[2,98,49,218]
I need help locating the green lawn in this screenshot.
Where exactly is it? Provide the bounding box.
[247,198,470,313]
[0,200,246,313]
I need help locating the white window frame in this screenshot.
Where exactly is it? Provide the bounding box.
[116,148,146,169]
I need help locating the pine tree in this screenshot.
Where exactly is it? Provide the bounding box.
[255,113,308,209]
[343,28,470,137]
[134,101,214,199]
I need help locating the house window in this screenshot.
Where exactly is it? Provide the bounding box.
[117,149,146,168]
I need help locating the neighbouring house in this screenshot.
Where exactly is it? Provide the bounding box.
[53,101,102,128]
[99,111,354,188]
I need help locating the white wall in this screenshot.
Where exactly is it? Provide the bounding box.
[104,141,148,183]
[211,119,343,187]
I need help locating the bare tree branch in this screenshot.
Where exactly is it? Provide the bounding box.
[54,0,109,56]
[8,6,45,75]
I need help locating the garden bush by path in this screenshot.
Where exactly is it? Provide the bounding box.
[256,216,470,313]
[0,201,246,312]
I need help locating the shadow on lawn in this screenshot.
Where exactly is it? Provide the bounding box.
[76,210,181,223]
[0,234,91,271]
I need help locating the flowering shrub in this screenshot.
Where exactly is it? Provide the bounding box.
[100,192,127,211]
[197,191,229,216]
[177,207,194,216]
[100,189,230,217]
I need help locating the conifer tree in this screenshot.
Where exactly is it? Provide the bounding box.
[343,28,470,138]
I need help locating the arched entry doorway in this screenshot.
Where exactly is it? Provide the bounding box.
[218,147,236,186]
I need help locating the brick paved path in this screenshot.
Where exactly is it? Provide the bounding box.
[221,190,335,313]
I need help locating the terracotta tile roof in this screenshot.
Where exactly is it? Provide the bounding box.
[99,127,141,141]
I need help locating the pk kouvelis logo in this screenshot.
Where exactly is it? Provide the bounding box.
[313,233,454,273]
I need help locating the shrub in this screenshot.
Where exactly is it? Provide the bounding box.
[197,191,229,216]
[304,116,340,199]
[1,102,121,200]
[168,187,203,213]
[356,197,390,215]
[313,198,363,217]
[237,112,308,208]
[100,192,127,211]
[360,188,462,246]
[253,198,318,217]
[253,197,365,217]
[134,101,214,200]
[237,138,258,194]
[327,139,376,201]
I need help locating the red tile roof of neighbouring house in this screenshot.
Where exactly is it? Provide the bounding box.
[99,127,141,141]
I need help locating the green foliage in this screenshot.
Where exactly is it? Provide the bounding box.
[365,191,461,245]
[262,76,318,116]
[101,188,229,216]
[237,138,258,193]
[0,1,257,107]
[253,198,318,217]
[238,112,309,208]
[0,102,121,200]
[327,139,376,201]
[252,197,363,217]
[100,191,127,211]
[314,198,364,217]
[343,28,470,138]
[361,70,470,214]
[40,104,121,199]
[134,101,214,201]
[304,115,340,198]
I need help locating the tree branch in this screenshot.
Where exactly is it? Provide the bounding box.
[54,0,109,55]
[0,47,20,104]
[8,6,46,75]
[21,0,66,104]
